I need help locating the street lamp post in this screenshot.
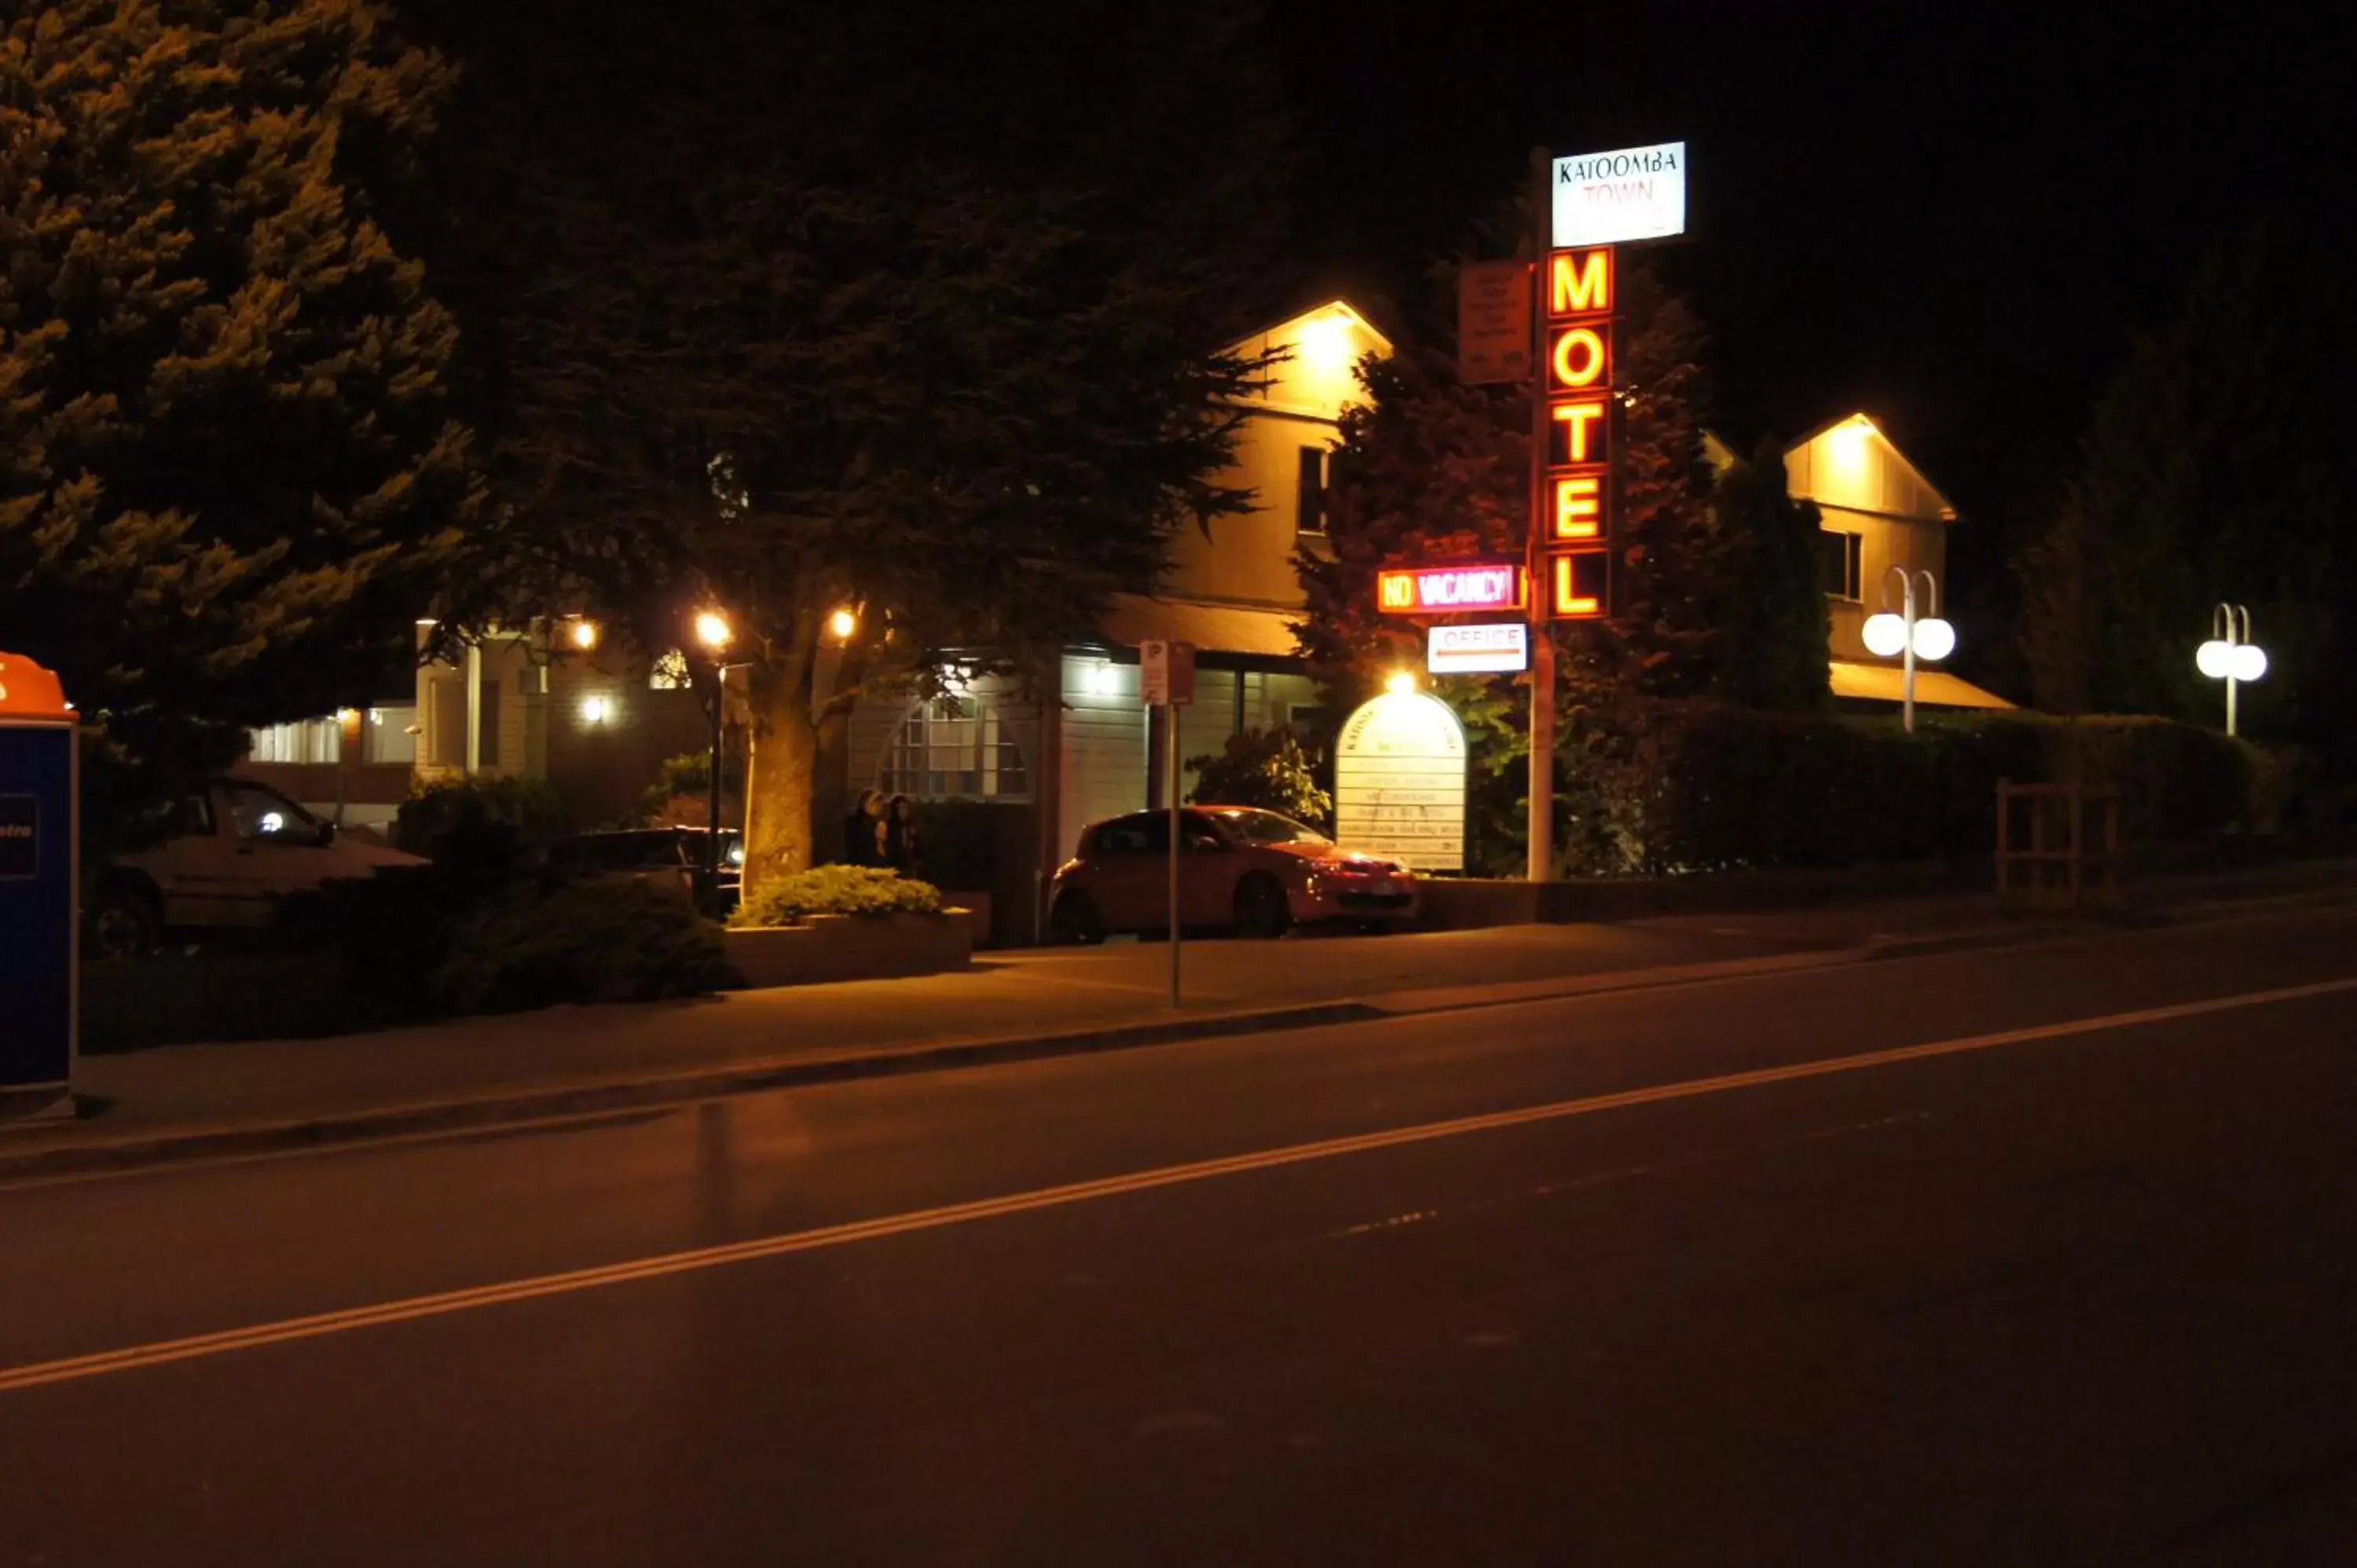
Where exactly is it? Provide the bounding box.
[693,610,735,913]
[2196,603,2266,738]
[1860,567,1955,735]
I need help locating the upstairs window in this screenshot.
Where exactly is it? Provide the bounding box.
[1818,530,1864,602]
[1296,445,1328,536]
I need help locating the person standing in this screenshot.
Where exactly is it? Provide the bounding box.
[882,794,922,877]
[842,789,883,866]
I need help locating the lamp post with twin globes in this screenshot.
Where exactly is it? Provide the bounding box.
[1860,567,1955,735]
[2195,603,2266,739]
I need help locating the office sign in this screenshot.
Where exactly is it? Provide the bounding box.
[1334,691,1467,874]
[1457,259,1534,384]
[1427,622,1529,675]
[1376,562,1525,616]
[1552,141,1688,247]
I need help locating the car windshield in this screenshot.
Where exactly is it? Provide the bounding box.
[1211,809,1330,846]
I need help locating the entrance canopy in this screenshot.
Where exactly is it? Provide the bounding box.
[1098,594,1303,661]
[1827,659,2015,711]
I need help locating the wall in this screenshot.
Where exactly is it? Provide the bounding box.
[1160,302,1389,610]
[1056,656,1147,863]
[541,657,712,827]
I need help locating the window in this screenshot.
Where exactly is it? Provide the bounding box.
[1093,813,1169,855]
[1818,529,1864,601]
[222,781,326,844]
[648,650,690,690]
[476,680,502,768]
[1296,445,1328,535]
[363,705,417,766]
[426,676,467,768]
[247,717,341,764]
[880,696,1031,801]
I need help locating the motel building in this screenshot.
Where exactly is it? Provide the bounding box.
[1708,415,2013,715]
[239,314,2007,933]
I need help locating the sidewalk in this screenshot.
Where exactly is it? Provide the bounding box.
[5,859,2351,1178]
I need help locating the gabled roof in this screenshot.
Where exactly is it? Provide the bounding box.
[1784,413,1959,522]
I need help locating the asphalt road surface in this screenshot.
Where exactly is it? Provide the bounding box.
[5,904,2356,1566]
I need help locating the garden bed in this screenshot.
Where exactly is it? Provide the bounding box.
[723,910,975,989]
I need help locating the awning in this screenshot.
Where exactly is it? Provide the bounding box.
[1828,659,2016,710]
[1098,594,1305,660]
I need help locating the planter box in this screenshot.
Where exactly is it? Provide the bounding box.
[724,909,974,990]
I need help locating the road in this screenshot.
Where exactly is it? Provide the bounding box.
[5,903,2356,1565]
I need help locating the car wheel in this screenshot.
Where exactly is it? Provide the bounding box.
[1050,890,1107,946]
[1233,874,1292,940]
[90,881,163,959]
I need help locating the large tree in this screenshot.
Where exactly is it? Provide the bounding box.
[431,0,1286,886]
[2018,224,2357,768]
[0,0,470,808]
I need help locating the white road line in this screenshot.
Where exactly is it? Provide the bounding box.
[5,973,2351,1396]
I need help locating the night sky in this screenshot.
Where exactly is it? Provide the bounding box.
[1265,0,2350,636]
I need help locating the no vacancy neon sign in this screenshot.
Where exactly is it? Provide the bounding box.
[1376,562,1526,615]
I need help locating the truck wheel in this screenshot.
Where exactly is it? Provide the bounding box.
[90,881,162,959]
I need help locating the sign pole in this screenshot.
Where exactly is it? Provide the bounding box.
[1525,145,1556,885]
[1167,703,1181,1008]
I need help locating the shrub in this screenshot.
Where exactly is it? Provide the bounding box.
[1554,701,2273,877]
[731,865,944,927]
[432,875,736,1015]
[1187,727,1333,829]
[395,776,572,870]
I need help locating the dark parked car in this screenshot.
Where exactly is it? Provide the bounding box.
[1048,806,1420,943]
[544,827,742,912]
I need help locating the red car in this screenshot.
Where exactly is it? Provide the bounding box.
[1048,806,1420,943]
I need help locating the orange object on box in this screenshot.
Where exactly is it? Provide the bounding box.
[0,652,72,722]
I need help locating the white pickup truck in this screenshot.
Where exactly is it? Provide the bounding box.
[90,777,426,956]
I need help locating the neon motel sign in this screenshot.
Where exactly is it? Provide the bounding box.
[1545,243,1614,617]
[1376,563,1527,615]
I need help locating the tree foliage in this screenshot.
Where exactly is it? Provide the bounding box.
[1186,727,1333,828]
[427,0,1288,888]
[0,1,470,809]
[1707,440,1831,713]
[2018,224,2357,771]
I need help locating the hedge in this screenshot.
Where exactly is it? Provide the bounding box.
[1558,704,2271,876]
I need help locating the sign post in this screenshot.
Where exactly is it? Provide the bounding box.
[1140,640,1195,1007]
[0,652,77,1119]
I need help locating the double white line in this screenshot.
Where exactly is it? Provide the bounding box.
[5,975,2352,1395]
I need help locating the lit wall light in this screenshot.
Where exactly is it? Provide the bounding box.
[1829,416,1875,473]
[1299,309,1355,374]
[580,694,614,726]
[1085,661,1120,695]
[828,606,858,642]
[570,617,600,650]
[694,610,732,652]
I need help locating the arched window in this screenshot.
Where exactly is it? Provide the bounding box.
[880,696,1031,801]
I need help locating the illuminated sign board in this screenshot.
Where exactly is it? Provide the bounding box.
[1552,141,1688,247]
[1427,622,1529,675]
[1335,691,1468,873]
[1376,562,1525,616]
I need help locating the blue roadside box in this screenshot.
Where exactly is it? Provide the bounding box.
[0,651,77,1101]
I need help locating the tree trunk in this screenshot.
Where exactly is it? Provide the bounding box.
[808,642,870,866]
[744,650,819,892]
